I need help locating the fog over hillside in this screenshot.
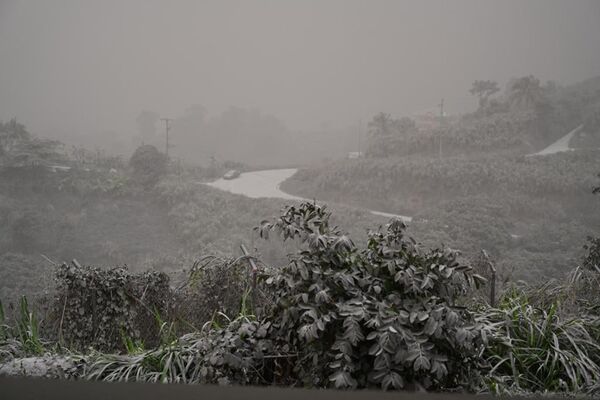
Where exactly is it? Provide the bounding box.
[2,1,600,395]
[1,0,599,163]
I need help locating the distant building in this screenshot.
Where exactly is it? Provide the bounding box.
[411,108,454,130]
[347,151,364,159]
[413,112,439,130]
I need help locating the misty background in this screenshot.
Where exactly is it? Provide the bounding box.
[1,0,600,164]
[2,1,600,384]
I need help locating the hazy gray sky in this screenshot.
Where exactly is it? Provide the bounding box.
[1,0,599,139]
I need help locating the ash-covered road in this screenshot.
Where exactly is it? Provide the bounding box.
[203,168,412,222]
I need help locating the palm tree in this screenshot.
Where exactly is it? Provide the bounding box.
[507,75,544,111]
[469,80,500,109]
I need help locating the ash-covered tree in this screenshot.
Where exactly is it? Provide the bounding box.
[507,75,544,111]
[0,118,29,157]
[0,119,64,168]
[368,112,394,137]
[469,80,500,109]
[128,144,167,189]
[366,114,418,157]
[392,116,417,134]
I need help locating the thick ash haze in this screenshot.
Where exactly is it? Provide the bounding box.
[1,0,600,144]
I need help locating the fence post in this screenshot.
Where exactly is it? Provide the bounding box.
[481,250,496,307]
[240,244,258,313]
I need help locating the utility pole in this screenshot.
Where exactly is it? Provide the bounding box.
[438,98,444,157]
[357,119,362,156]
[160,118,173,159]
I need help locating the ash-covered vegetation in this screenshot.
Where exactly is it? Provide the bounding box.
[1,71,600,396]
[0,201,599,396]
[2,1,600,395]
[0,119,385,303]
[282,76,600,282]
[1,70,600,397]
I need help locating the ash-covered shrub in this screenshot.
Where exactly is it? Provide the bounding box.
[128,145,167,189]
[175,255,270,329]
[252,202,489,391]
[84,202,490,391]
[52,262,172,352]
[80,201,600,394]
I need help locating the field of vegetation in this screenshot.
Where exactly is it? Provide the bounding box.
[0,201,599,396]
[281,76,600,282]
[1,75,600,396]
[0,119,387,304]
[282,152,600,281]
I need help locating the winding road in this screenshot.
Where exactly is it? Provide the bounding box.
[201,124,588,224]
[203,168,412,222]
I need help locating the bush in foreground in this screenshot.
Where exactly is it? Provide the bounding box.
[85,202,490,391]
[2,202,600,396]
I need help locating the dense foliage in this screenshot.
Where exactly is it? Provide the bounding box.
[1,202,599,397]
[285,152,599,207]
[253,203,489,390]
[52,262,171,351]
[2,74,600,395]
[282,151,600,281]
[0,119,66,168]
[78,203,491,390]
[365,75,600,159]
[367,111,536,158]
[0,134,390,305]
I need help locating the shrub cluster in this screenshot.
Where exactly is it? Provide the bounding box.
[84,203,492,391]
[3,201,600,396]
[52,262,171,351]
[253,203,490,390]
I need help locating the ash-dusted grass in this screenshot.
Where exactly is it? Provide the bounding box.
[480,276,600,394]
[0,296,48,362]
[83,312,262,385]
